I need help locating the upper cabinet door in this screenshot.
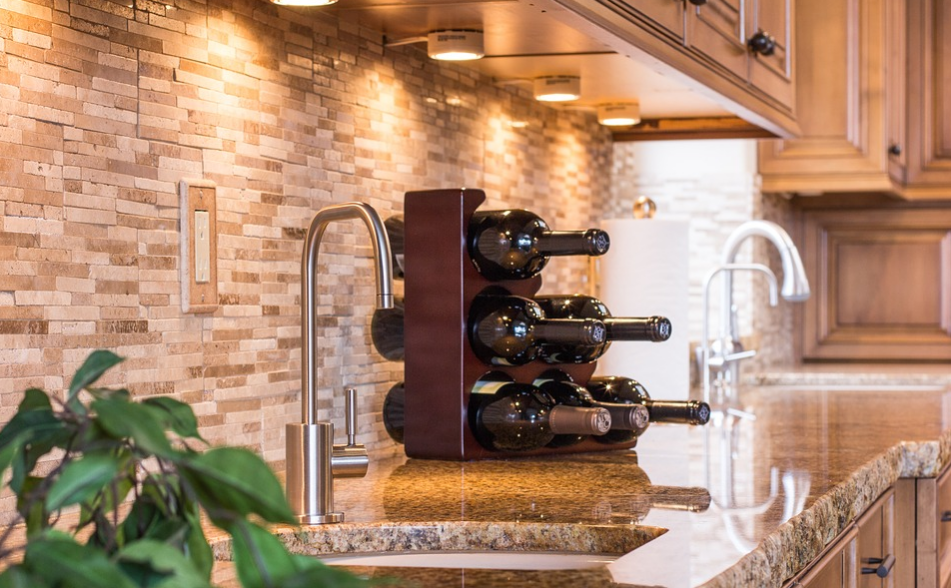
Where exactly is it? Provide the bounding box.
[620,0,686,41]
[905,0,951,197]
[746,0,794,110]
[686,0,748,79]
[757,0,901,194]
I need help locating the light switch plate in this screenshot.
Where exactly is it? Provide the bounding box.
[180,179,218,313]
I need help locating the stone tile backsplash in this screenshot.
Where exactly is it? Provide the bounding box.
[0,0,612,482]
[0,0,796,516]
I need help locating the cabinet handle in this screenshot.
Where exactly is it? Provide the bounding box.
[748,30,777,56]
[941,510,951,522]
[888,144,902,156]
[861,554,896,578]
[688,0,708,5]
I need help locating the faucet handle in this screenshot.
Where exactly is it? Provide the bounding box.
[345,387,357,446]
[332,387,369,479]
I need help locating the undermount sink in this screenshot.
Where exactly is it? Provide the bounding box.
[321,550,619,570]
[213,521,664,573]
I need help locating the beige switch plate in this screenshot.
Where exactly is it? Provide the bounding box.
[180,179,218,313]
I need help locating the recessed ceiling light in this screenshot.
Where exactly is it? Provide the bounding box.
[427,30,484,61]
[597,102,641,126]
[533,76,581,102]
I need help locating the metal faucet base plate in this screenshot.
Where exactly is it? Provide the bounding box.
[298,512,344,525]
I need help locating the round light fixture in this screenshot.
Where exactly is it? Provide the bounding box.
[427,30,485,61]
[269,0,336,5]
[597,102,641,126]
[533,76,581,102]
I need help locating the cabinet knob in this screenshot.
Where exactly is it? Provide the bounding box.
[748,30,777,56]
[861,554,895,578]
[688,0,708,5]
[888,144,902,156]
[941,510,951,522]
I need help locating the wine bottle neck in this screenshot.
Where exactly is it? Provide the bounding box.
[647,400,711,425]
[549,405,612,435]
[534,319,606,346]
[535,229,610,256]
[605,317,672,342]
[599,402,650,432]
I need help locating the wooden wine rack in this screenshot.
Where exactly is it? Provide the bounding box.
[402,188,638,460]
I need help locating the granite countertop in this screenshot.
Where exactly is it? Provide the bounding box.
[212,385,951,587]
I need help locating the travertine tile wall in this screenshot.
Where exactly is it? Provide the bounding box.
[0,0,613,498]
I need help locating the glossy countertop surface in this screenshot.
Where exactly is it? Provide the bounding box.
[213,385,951,587]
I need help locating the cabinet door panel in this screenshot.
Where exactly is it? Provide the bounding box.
[686,0,747,78]
[747,0,793,109]
[615,0,685,40]
[797,527,857,588]
[758,0,896,193]
[905,0,951,193]
[800,208,951,361]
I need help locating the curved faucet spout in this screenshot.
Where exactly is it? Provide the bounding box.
[301,202,394,425]
[721,220,810,302]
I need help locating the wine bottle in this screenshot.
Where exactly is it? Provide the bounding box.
[382,382,405,443]
[384,215,406,279]
[586,376,711,432]
[534,295,672,364]
[533,370,649,448]
[371,297,405,361]
[467,210,610,281]
[468,375,611,452]
[381,377,612,452]
[468,292,606,366]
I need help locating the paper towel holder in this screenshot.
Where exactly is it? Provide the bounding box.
[633,196,656,219]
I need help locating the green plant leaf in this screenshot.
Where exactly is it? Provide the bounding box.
[228,520,297,588]
[86,387,132,402]
[68,350,124,402]
[179,447,295,525]
[0,389,72,493]
[143,397,205,442]
[22,532,138,588]
[117,539,211,588]
[46,453,119,511]
[184,500,213,579]
[0,565,49,588]
[92,398,175,458]
[18,476,49,537]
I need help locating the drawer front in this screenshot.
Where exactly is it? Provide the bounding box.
[794,527,857,588]
[938,467,951,586]
[856,488,896,588]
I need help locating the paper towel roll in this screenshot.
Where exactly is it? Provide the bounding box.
[595,219,690,400]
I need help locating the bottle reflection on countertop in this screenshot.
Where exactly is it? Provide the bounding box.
[381,456,711,525]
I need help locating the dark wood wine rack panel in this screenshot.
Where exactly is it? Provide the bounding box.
[402,188,637,460]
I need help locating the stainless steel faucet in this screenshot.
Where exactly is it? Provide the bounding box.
[286,202,394,524]
[700,220,810,407]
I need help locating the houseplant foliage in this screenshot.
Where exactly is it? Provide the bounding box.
[0,350,366,588]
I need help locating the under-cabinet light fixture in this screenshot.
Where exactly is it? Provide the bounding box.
[533,76,581,102]
[269,0,336,5]
[385,30,485,61]
[597,102,641,126]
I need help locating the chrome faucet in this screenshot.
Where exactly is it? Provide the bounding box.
[700,220,810,407]
[286,202,394,524]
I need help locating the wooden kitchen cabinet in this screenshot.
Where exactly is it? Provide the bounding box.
[797,204,951,362]
[688,0,794,110]
[915,465,951,588]
[758,0,904,194]
[759,0,951,199]
[548,0,797,137]
[904,0,951,198]
[789,487,899,588]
